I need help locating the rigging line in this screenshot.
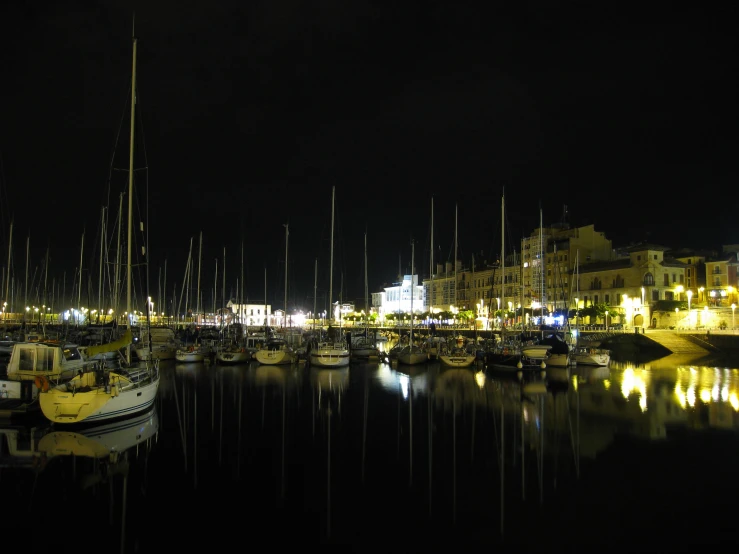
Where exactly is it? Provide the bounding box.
[105,81,133,217]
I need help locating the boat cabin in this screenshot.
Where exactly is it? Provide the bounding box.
[6,342,90,381]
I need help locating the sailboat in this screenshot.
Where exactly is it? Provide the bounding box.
[39,32,160,425]
[570,251,611,367]
[438,205,476,368]
[396,240,427,366]
[37,406,158,463]
[351,231,381,361]
[255,224,299,366]
[310,187,351,369]
[176,234,206,363]
[484,192,550,372]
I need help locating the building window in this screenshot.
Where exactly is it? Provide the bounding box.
[644,273,655,286]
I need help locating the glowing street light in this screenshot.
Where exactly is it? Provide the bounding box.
[703,305,709,329]
[732,303,736,333]
[687,289,692,312]
[605,310,609,332]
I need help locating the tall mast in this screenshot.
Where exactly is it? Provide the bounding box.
[3,221,12,333]
[43,247,49,332]
[501,190,505,330]
[329,186,335,322]
[313,258,317,331]
[410,239,415,345]
[264,266,267,327]
[77,232,83,326]
[284,223,289,327]
[364,231,368,313]
[163,259,167,326]
[213,258,217,321]
[429,197,433,316]
[196,231,202,318]
[98,207,105,320]
[114,193,123,318]
[126,35,137,364]
[454,203,458,309]
[540,206,544,320]
[239,240,244,326]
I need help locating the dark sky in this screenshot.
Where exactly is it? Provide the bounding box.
[1,2,737,315]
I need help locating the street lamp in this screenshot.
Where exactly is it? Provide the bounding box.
[605,310,609,332]
[704,305,708,329]
[641,286,645,305]
[687,289,692,313]
[732,303,736,333]
[675,307,679,328]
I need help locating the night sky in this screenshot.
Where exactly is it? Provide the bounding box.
[1,2,737,315]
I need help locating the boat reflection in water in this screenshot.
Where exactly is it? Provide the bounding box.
[32,408,158,553]
[5,354,739,551]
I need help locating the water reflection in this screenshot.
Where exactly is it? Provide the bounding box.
[1,407,159,554]
[3,355,739,550]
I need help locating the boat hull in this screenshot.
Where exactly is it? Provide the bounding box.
[439,354,477,368]
[135,345,176,361]
[175,350,205,363]
[310,343,351,368]
[572,348,611,367]
[217,349,251,364]
[39,373,159,424]
[544,352,571,367]
[254,349,297,365]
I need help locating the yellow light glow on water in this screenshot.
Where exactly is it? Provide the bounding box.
[620,368,648,412]
[621,369,635,398]
[687,386,697,407]
[474,371,486,389]
[675,384,687,409]
[700,389,712,403]
[712,384,720,402]
[722,386,729,402]
[603,379,611,390]
[730,393,739,411]
[399,374,409,400]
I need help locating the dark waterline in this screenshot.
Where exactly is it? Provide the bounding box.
[4,356,739,553]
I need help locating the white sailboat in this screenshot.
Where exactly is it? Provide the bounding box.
[39,32,160,425]
[310,187,351,369]
[256,225,299,366]
[397,240,427,366]
[571,251,611,367]
[351,231,381,360]
[439,205,476,368]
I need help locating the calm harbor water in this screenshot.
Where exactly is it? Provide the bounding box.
[4,346,739,552]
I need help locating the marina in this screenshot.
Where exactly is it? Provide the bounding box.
[2,338,739,551]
